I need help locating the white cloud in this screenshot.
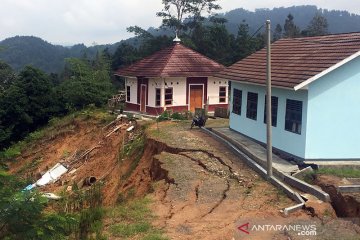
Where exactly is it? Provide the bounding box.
[0,0,359,45]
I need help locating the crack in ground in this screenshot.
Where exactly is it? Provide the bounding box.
[169,182,201,220]
[202,179,230,218]
[147,139,250,221]
[195,184,199,202]
[161,183,175,221]
[151,138,248,184]
[174,152,232,218]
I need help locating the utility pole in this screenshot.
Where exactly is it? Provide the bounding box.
[266,20,273,178]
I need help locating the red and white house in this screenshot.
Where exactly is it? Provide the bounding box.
[115,40,228,115]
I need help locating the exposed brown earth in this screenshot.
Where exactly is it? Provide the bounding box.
[314,174,360,219]
[9,116,360,239]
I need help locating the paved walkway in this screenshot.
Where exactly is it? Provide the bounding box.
[210,128,299,175]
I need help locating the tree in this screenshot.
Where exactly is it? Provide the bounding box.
[0,66,57,149]
[231,20,265,62]
[58,55,114,110]
[156,0,221,36]
[195,17,233,65]
[283,14,301,38]
[273,24,283,41]
[112,43,140,70]
[0,61,16,93]
[304,13,329,36]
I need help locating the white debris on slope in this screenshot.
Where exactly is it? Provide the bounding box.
[36,163,68,186]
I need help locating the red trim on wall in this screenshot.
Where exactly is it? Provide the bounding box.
[208,104,229,112]
[146,106,164,116]
[125,102,140,111]
[165,105,188,112]
[137,77,149,105]
[186,77,208,105]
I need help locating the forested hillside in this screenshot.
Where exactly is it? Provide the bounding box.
[222,5,360,35]
[0,36,132,73]
[1,5,360,74]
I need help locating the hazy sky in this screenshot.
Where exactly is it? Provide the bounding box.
[0,0,359,46]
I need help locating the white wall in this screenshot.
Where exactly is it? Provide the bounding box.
[125,77,138,104]
[207,77,228,104]
[147,78,162,107]
[164,77,187,106]
[146,77,187,107]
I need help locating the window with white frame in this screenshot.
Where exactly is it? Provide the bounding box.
[165,88,173,105]
[219,86,226,103]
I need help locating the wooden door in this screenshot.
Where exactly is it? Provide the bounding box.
[189,85,203,112]
[140,84,146,112]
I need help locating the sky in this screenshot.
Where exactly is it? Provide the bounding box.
[0,0,359,46]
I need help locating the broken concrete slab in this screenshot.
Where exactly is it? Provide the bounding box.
[283,174,330,202]
[283,203,305,216]
[338,185,360,193]
[293,166,313,179]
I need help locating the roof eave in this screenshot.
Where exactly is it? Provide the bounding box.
[294,50,360,91]
[224,77,294,90]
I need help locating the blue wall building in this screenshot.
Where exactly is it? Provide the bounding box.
[217,33,360,161]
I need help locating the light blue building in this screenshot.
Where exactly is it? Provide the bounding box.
[217,32,360,161]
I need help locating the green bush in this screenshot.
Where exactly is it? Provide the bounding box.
[0,172,77,239]
[157,110,171,122]
[170,112,187,120]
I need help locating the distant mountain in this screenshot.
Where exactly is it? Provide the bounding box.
[1,5,360,73]
[0,36,131,73]
[221,5,360,35]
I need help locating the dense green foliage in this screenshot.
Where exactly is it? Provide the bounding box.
[156,0,221,34]
[0,172,77,239]
[0,54,114,150]
[303,13,329,36]
[59,56,114,110]
[0,61,16,93]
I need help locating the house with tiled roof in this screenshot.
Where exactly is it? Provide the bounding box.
[115,39,227,115]
[216,32,360,161]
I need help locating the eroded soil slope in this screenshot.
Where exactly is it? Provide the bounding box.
[9,115,360,239]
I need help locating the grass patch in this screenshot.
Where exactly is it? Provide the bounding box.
[120,132,145,180]
[106,197,169,240]
[110,222,151,238]
[316,167,360,178]
[0,108,115,163]
[16,157,42,175]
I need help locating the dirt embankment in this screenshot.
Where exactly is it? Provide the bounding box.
[10,117,360,239]
[314,174,360,219]
[9,114,136,206]
[121,122,315,240]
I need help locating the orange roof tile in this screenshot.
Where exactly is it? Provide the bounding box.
[216,32,360,89]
